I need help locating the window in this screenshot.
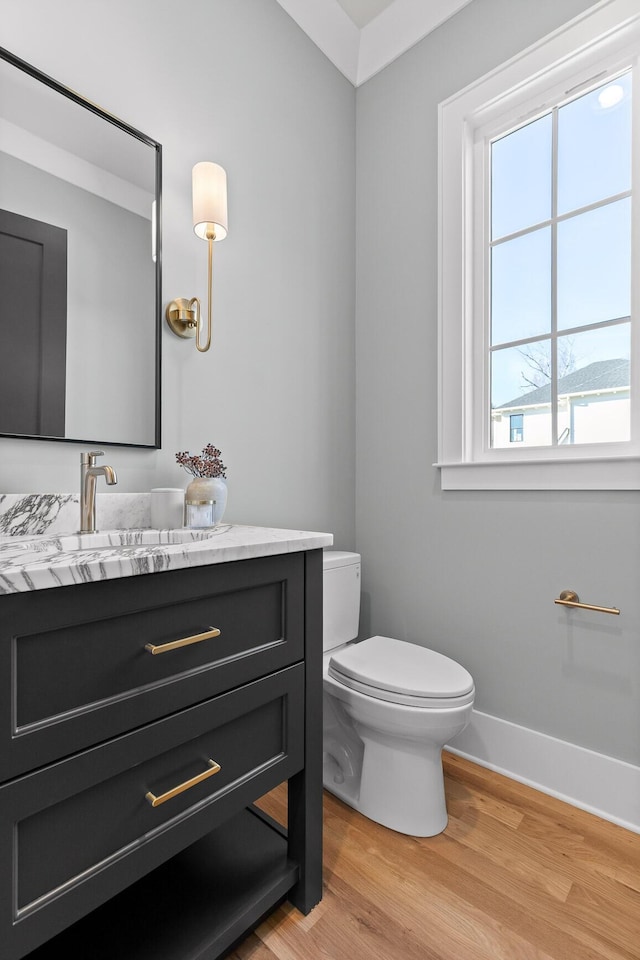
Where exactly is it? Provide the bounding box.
[509,414,524,444]
[437,0,640,490]
[490,72,631,452]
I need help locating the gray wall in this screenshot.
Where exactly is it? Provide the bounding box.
[355,0,640,765]
[0,0,356,548]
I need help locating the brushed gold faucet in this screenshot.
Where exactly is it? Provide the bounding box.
[80,451,117,533]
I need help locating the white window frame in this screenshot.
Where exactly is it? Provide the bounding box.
[437,0,640,490]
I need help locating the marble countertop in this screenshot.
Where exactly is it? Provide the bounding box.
[0,524,333,595]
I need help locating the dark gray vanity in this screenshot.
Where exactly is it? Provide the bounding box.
[0,536,326,959]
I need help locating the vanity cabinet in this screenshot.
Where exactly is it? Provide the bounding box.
[0,548,323,960]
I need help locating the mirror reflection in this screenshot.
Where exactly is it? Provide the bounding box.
[0,48,161,447]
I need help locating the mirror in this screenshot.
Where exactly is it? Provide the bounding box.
[0,46,161,448]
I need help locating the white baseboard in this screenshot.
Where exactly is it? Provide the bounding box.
[446,709,640,834]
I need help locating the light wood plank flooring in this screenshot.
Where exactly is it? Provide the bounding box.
[231,752,640,960]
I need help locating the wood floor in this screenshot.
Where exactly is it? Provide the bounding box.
[230,752,640,960]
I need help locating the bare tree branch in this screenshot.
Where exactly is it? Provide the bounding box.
[518,338,577,390]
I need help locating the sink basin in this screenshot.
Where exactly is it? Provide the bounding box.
[0,528,222,557]
[62,528,217,550]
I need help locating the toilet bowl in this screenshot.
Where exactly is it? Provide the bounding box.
[322,552,475,837]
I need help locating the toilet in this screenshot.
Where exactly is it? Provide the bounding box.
[322,551,475,837]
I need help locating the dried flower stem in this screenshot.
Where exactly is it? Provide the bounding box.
[176,443,227,479]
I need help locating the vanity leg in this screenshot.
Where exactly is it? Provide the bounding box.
[287,548,323,914]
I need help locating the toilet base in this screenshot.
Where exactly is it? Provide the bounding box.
[361,735,449,836]
[325,735,448,837]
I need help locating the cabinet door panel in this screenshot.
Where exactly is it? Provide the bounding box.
[0,665,304,960]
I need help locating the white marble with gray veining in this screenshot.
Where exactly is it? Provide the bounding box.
[0,522,333,595]
[0,493,150,536]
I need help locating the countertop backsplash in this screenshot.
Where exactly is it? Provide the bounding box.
[0,493,151,537]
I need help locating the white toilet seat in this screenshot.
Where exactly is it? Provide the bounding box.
[328,635,475,708]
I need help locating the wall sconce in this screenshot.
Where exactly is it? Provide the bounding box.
[166,161,228,353]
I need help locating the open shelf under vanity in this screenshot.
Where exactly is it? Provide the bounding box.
[27,806,295,960]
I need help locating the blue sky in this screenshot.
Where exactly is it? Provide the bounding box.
[489,71,632,410]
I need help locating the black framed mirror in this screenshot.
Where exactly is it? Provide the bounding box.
[0,46,161,448]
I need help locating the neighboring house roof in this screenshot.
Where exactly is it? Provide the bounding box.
[498,358,630,410]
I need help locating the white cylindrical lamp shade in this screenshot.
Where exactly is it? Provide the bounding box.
[192,161,228,241]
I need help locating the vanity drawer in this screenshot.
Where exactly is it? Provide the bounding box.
[0,663,303,960]
[0,553,304,780]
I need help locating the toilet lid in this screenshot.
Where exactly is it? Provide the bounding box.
[328,635,474,703]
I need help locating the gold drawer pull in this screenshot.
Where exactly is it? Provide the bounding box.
[145,759,221,807]
[145,626,221,655]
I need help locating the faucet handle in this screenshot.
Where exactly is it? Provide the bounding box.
[81,450,105,465]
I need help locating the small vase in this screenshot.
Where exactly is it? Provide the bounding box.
[185,476,228,528]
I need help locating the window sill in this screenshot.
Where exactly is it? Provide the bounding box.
[435,456,640,490]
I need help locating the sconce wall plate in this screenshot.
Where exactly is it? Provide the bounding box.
[166,297,198,339]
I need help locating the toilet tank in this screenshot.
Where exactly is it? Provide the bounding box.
[322,551,361,652]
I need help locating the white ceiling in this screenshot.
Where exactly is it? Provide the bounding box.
[336,0,396,29]
[275,0,473,85]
